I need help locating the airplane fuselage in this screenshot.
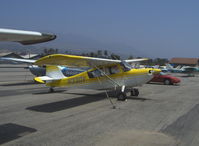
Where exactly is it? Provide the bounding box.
[28,65,84,77]
[45,64,158,90]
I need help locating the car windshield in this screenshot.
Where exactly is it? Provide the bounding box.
[159,72,167,75]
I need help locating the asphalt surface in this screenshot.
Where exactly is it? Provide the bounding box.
[0,64,199,146]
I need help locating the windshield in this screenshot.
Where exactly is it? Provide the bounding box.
[120,61,132,72]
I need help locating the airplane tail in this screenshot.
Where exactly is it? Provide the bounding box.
[34,65,66,83]
[166,64,173,69]
[176,65,181,69]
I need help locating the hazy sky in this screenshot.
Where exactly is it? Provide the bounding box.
[0,0,199,58]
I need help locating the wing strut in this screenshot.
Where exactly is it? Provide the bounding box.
[94,66,121,87]
[94,65,125,109]
[95,75,116,109]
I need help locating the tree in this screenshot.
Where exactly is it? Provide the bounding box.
[104,50,108,57]
[97,50,102,57]
[43,48,59,55]
[110,53,120,60]
[90,52,95,57]
[128,55,134,59]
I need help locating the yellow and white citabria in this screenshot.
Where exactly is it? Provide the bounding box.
[34,54,161,101]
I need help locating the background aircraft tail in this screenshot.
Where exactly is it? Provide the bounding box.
[166,64,173,69]
[176,65,181,69]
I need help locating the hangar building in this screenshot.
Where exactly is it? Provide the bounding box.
[169,58,199,67]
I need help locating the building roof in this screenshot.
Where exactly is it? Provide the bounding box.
[0,52,13,57]
[21,54,39,59]
[170,58,199,65]
[0,52,22,58]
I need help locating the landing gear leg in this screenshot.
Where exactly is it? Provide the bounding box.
[116,85,127,101]
[131,88,139,96]
[49,87,54,93]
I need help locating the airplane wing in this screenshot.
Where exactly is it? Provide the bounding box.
[0,28,56,45]
[35,54,121,67]
[0,57,36,63]
[35,54,147,68]
[35,54,120,67]
[124,58,148,63]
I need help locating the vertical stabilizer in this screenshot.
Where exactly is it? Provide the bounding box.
[166,64,173,69]
[46,65,65,79]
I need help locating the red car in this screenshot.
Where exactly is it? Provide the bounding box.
[149,72,181,85]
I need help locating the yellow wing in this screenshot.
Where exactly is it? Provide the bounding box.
[35,54,120,67]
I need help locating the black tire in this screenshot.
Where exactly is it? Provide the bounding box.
[117,92,127,101]
[131,88,139,96]
[134,88,139,96]
[164,79,172,85]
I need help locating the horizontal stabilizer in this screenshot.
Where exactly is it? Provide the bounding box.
[34,76,58,83]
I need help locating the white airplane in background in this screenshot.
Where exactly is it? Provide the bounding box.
[0,28,56,45]
[166,64,199,76]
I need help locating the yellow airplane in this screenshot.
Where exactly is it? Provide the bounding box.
[34,54,161,101]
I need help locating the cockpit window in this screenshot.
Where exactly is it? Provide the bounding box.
[109,65,120,74]
[87,69,102,78]
[88,65,120,78]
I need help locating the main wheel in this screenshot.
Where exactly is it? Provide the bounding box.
[117,92,127,101]
[164,79,171,85]
[131,88,139,96]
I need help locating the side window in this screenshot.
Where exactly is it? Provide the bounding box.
[103,67,111,75]
[87,69,102,78]
[88,66,120,78]
[109,65,120,74]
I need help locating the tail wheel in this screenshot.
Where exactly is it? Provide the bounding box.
[117,92,127,101]
[49,87,54,93]
[164,79,171,85]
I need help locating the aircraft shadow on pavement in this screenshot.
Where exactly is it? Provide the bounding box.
[0,66,26,69]
[26,93,106,113]
[32,89,66,95]
[67,92,150,101]
[147,82,180,86]
[127,96,150,101]
[0,123,37,145]
[107,91,151,101]
[147,82,165,86]
[0,81,36,86]
[180,75,195,78]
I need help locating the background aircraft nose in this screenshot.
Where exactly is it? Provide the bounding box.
[153,68,161,74]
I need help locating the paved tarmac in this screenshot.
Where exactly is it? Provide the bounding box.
[0,64,199,146]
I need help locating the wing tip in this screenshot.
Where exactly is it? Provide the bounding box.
[20,33,56,45]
